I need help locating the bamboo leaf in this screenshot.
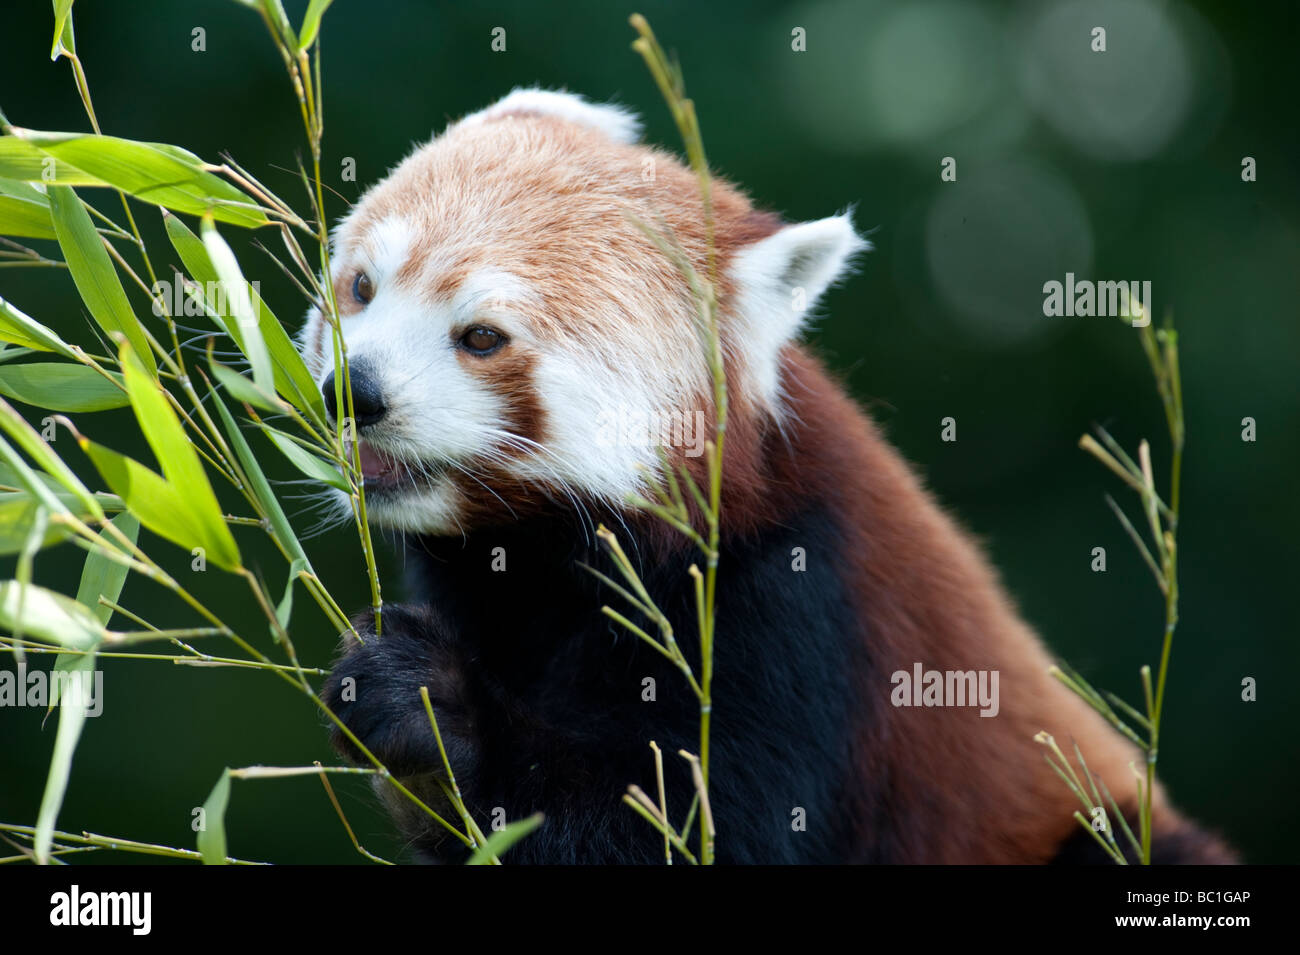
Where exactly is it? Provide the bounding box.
[165,212,325,421]
[81,346,239,570]
[209,359,284,413]
[50,0,76,60]
[80,438,239,570]
[0,176,50,204]
[0,437,68,519]
[260,424,348,491]
[209,385,309,566]
[13,502,50,653]
[74,510,139,626]
[197,770,232,865]
[47,184,155,375]
[45,509,138,730]
[0,137,105,186]
[0,294,78,358]
[0,397,102,519]
[298,0,333,51]
[117,340,238,573]
[0,580,104,649]
[34,651,95,865]
[260,0,296,45]
[0,362,127,411]
[10,129,268,228]
[0,461,121,515]
[275,557,308,637]
[46,512,138,717]
[0,493,75,554]
[200,215,273,393]
[0,195,55,239]
[465,813,543,865]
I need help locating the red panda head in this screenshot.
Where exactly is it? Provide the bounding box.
[299,89,867,534]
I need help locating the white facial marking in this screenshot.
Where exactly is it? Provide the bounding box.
[362,216,421,286]
[310,220,539,531]
[295,92,863,536]
[451,267,537,333]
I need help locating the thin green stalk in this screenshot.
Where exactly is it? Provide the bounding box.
[314,763,393,865]
[1057,318,1186,865]
[0,823,265,865]
[420,687,493,860]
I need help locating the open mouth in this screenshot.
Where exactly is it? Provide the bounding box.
[353,440,444,494]
[353,439,409,493]
[356,439,395,482]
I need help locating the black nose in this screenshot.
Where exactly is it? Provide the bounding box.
[322,363,386,427]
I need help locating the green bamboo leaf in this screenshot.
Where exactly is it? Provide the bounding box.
[200,216,273,393]
[42,508,137,729]
[465,813,544,865]
[165,212,325,421]
[0,137,105,185]
[0,439,69,518]
[210,386,309,566]
[34,651,95,865]
[261,424,348,491]
[0,580,104,649]
[47,185,156,375]
[0,398,101,519]
[119,343,204,491]
[74,510,138,626]
[260,0,296,45]
[0,176,49,204]
[0,493,74,554]
[0,178,55,238]
[13,501,50,653]
[275,556,308,638]
[79,438,230,569]
[298,0,334,50]
[244,280,327,422]
[9,503,53,706]
[209,359,284,414]
[0,293,79,358]
[0,362,127,411]
[43,510,137,720]
[197,770,232,865]
[51,0,76,60]
[111,342,240,570]
[0,195,55,239]
[0,461,121,515]
[11,129,268,228]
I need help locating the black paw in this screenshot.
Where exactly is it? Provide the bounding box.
[321,604,475,779]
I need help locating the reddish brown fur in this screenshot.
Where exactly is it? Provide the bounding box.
[705,346,1227,861]
[312,100,1230,860]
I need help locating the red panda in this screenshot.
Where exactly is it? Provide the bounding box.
[303,89,1234,864]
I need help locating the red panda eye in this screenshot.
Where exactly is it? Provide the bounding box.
[352,272,374,305]
[460,326,505,355]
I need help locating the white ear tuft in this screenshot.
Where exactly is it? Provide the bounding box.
[729,212,869,407]
[734,213,868,309]
[456,88,642,144]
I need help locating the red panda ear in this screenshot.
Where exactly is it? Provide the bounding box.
[455,88,642,144]
[729,213,868,405]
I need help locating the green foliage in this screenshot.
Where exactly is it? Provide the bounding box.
[0,363,127,412]
[1039,312,1188,865]
[47,184,155,374]
[0,0,525,865]
[197,770,232,866]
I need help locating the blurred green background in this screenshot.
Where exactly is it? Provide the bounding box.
[1,0,1296,863]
